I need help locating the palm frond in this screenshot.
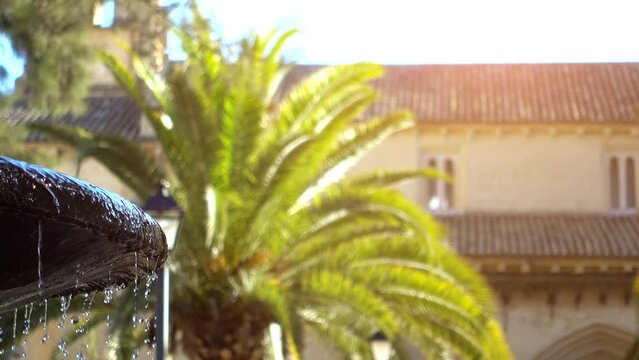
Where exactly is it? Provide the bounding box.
[299,271,398,337]
[303,186,445,254]
[258,88,377,210]
[347,168,450,188]
[252,63,383,177]
[294,111,414,208]
[251,278,303,360]
[300,314,371,359]
[28,123,162,199]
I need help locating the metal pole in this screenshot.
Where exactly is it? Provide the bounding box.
[155,265,170,360]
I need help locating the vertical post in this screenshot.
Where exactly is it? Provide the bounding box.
[156,266,170,360]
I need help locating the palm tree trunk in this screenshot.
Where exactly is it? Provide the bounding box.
[174,300,273,360]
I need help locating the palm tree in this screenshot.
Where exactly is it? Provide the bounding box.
[31,13,512,360]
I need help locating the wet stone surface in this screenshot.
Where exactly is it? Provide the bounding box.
[0,156,167,312]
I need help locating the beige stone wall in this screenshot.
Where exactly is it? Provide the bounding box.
[347,123,639,359]
[354,124,639,213]
[352,128,422,200]
[498,284,636,360]
[52,155,139,202]
[87,28,135,87]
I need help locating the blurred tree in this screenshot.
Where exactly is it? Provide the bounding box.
[24,6,512,360]
[0,0,96,114]
[0,0,172,114]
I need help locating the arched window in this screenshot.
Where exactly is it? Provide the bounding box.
[534,324,634,360]
[626,157,636,208]
[423,154,456,212]
[609,154,637,213]
[445,159,454,209]
[610,157,619,209]
[426,158,437,207]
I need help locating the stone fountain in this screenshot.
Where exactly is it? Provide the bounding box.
[0,156,167,313]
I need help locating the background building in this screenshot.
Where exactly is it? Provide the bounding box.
[334,63,639,360]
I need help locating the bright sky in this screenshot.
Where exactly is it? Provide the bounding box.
[200,0,639,64]
[2,0,639,90]
[0,34,24,92]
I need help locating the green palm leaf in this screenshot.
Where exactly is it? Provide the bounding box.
[27,123,162,199]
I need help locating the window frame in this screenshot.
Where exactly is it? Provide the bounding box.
[607,152,638,214]
[422,153,458,213]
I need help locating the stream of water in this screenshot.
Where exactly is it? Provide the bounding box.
[0,275,160,359]
[0,157,165,359]
[8,235,158,359]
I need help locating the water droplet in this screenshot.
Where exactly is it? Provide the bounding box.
[134,251,139,286]
[41,299,49,343]
[75,263,81,289]
[58,295,72,329]
[105,314,112,345]
[144,273,157,309]
[103,284,124,304]
[22,303,33,336]
[12,308,18,340]
[37,221,43,293]
[70,316,79,325]
[58,339,69,357]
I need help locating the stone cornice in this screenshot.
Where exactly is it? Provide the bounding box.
[417,122,639,139]
[467,255,639,276]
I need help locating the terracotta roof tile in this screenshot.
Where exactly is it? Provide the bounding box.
[438,213,639,258]
[1,93,141,141]
[285,63,639,124]
[5,63,639,140]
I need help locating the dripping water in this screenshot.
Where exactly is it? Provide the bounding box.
[144,273,157,308]
[11,308,17,352]
[57,295,72,358]
[103,285,118,305]
[37,221,43,293]
[105,314,112,345]
[104,284,122,346]
[58,295,71,329]
[20,303,33,357]
[75,292,95,360]
[22,303,33,336]
[57,338,69,358]
[75,263,81,289]
[132,252,139,328]
[40,300,49,343]
[143,259,158,357]
[0,315,4,355]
